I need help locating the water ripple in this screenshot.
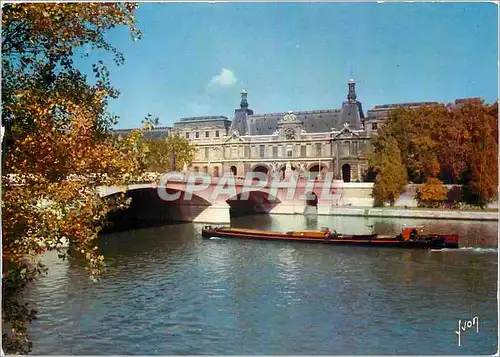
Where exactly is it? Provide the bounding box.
[25,217,498,355]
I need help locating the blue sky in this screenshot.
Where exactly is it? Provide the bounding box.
[80,2,498,129]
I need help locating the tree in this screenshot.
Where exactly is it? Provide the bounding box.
[369,135,408,206]
[455,100,498,206]
[2,3,144,354]
[381,105,448,183]
[416,177,448,208]
[372,99,498,207]
[142,133,196,173]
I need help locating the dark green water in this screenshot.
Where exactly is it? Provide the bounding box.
[26,215,498,354]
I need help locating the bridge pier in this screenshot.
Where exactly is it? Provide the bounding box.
[193,201,231,224]
[270,202,307,215]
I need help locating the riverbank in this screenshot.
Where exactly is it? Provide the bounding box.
[324,207,498,221]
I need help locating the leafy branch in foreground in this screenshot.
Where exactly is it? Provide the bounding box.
[1,3,146,354]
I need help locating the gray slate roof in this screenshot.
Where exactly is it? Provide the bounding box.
[247,109,342,135]
[176,80,368,135]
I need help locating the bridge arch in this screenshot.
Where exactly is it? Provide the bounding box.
[101,185,213,230]
[226,191,281,217]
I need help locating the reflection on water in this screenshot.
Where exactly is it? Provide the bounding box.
[25,215,497,355]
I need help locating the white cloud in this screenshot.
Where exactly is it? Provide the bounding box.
[208,68,238,87]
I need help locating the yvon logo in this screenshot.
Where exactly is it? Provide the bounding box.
[455,316,478,346]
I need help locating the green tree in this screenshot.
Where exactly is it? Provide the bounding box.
[369,135,408,206]
[142,134,196,173]
[2,3,144,354]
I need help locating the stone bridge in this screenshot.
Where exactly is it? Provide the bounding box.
[98,175,377,224]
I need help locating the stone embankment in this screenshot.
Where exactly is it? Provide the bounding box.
[325,207,498,221]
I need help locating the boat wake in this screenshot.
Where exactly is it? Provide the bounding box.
[209,237,225,240]
[431,247,498,253]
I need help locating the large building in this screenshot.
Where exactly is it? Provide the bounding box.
[173,79,380,182]
[115,79,440,182]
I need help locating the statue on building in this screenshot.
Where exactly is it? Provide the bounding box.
[298,162,307,181]
[284,161,293,180]
[320,166,327,180]
[270,162,280,180]
[212,147,222,160]
[282,111,297,122]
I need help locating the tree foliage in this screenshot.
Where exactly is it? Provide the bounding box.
[417,177,448,208]
[369,99,498,207]
[369,136,408,206]
[142,134,196,173]
[1,3,145,354]
[443,100,498,206]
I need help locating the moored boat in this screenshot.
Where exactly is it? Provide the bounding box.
[201,226,459,249]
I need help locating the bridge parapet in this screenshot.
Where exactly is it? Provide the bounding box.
[103,175,474,224]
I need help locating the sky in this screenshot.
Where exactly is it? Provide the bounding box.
[78,2,498,129]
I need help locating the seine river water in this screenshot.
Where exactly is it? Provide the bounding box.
[26,215,498,355]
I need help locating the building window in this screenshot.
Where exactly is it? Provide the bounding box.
[185,132,189,139]
[273,146,278,158]
[195,132,199,139]
[205,131,209,138]
[372,123,378,130]
[215,130,220,137]
[259,145,265,158]
[344,141,350,156]
[205,147,209,159]
[301,145,306,157]
[316,143,322,157]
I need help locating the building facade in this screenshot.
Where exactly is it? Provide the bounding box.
[114,79,443,183]
[173,79,373,182]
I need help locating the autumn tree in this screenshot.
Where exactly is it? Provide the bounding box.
[142,133,196,173]
[416,177,448,208]
[438,100,498,206]
[2,3,145,354]
[369,135,408,206]
[379,105,448,183]
[372,99,498,207]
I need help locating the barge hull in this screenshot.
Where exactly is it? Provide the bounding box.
[202,228,452,249]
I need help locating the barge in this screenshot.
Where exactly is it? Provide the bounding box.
[201,226,459,249]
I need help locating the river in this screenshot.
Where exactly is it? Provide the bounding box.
[26,215,498,355]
